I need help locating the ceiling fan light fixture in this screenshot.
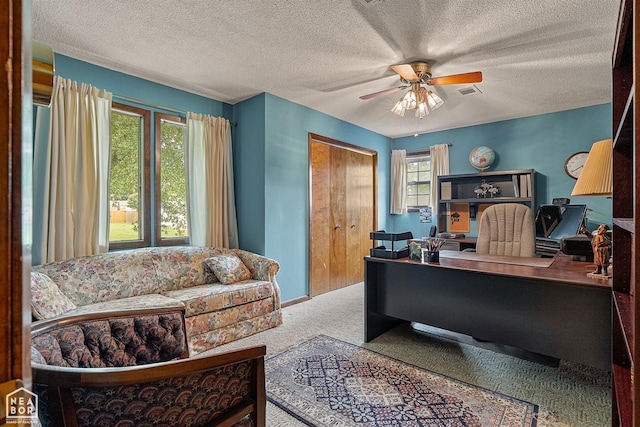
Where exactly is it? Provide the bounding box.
[402,90,417,110]
[391,84,444,119]
[391,100,406,116]
[415,101,429,118]
[426,91,444,110]
[360,61,481,121]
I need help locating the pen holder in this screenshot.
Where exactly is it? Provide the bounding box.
[422,249,439,264]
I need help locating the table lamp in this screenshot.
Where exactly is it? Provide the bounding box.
[571,139,612,197]
[571,138,612,277]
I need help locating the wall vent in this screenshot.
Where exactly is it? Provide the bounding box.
[458,85,483,96]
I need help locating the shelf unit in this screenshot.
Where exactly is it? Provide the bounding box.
[437,169,535,233]
[611,0,637,425]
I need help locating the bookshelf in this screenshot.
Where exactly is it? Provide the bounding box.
[611,0,637,425]
[437,169,535,233]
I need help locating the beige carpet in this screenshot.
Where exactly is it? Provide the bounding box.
[206,283,611,427]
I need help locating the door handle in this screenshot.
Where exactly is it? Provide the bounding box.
[351,224,356,229]
[334,225,341,230]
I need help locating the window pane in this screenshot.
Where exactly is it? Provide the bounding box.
[407,162,419,173]
[110,110,142,242]
[407,171,419,183]
[159,120,188,239]
[418,170,430,181]
[417,195,430,205]
[405,155,431,207]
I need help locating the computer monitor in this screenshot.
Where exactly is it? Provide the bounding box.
[536,204,588,240]
[535,205,561,238]
[549,204,588,240]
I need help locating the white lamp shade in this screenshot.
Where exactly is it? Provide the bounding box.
[426,91,444,110]
[391,100,406,116]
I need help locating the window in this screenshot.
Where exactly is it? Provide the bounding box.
[155,113,188,245]
[109,103,150,249]
[406,154,431,209]
[108,106,189,249]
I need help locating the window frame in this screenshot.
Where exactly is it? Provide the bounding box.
[154,112,189,246]
[109,102,151,250]
[406,151,432,212]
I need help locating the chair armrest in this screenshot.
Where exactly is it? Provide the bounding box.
[33,345,266,427]
[232,249,280,282]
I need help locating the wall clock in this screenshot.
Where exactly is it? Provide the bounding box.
[564,151,589,179]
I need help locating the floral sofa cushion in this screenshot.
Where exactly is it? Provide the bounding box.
[205,254,252,284]
[30,272,76,320]
[32,249,161,306]
[163,281,275,317]
[62,294,185,317]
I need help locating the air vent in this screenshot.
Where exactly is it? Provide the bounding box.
[458,85,483,96]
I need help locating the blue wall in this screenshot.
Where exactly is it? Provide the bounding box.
[233,94,267,254]
[35,55,613,302]
[391,104,613,239]
[53,55,230,118]
[233,93,391,302]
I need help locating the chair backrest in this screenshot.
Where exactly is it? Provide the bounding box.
[31,308,189,368]
[476,204,536,257]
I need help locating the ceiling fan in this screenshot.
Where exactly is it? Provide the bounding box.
[360,61,482,118]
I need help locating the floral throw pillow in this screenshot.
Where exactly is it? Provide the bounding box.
[30,272,76,320]
[205,254,252,284]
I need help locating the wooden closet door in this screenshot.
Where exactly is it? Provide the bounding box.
[329,146,348,291]
[310,135,376,297]
[310,141,331,295]
[346,150,375,285]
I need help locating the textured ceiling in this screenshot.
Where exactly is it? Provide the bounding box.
[32,0,620,138]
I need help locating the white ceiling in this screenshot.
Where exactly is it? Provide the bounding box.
[31,0,620,139]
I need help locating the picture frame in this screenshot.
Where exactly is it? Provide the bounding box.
[449,203,470,233]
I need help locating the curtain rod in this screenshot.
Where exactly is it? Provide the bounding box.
[393,143,453,154]
[112,93,238,126]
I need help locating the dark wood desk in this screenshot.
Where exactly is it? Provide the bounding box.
[364,252,611,370]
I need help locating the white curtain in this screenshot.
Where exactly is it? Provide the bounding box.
[390,149,407,214]
[429,143,450,216]
[33,76,112,264]
[186,113,238,248]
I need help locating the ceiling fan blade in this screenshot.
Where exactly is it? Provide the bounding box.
[428,71,483,86]
[391,64,419,81]
[359,86,407,100]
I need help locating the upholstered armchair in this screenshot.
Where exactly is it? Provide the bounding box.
[475,203,536,257]
[31,307,266,427]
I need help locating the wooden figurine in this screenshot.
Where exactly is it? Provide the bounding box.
[580,224,611,275]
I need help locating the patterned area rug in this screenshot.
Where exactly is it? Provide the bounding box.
[266,335,538,426]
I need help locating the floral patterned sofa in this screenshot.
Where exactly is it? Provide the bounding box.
[31,246,282,355]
